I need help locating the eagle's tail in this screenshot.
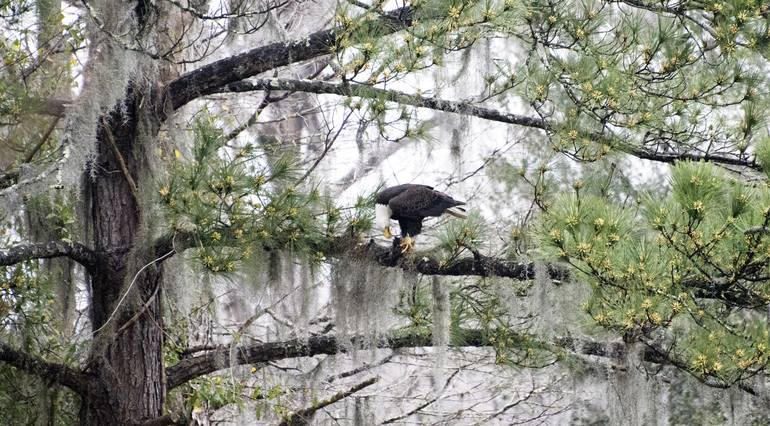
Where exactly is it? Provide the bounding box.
[445,206,468,219]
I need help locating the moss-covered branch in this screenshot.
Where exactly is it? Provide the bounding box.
[165,332,454,389]
[0,240,98,271]
[165,328,702,391]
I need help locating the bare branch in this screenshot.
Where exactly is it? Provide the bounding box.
[0,339,88,394]
[217,78,548,130]
[0,240,98,270]
[325,354,394,383]
[278,377,378,426]
[382,369,460,424]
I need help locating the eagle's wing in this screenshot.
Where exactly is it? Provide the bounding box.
[376,184,433,204]
[388,186,463,218]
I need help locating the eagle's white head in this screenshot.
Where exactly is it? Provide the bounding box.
[375,203,393,238]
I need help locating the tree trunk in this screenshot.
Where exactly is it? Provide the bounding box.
[80,88,165,425]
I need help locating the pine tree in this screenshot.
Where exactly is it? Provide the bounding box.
[1,0,769,423]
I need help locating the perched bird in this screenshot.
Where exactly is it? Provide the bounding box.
[375,184,468,252]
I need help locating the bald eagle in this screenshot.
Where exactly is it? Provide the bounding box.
[375,184,467,252]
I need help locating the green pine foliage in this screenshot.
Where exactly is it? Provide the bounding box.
[538,161,770,385]
[435,211,488,261]
[158,115,319,271]
[157,114,373,272]
[0,229,81,424]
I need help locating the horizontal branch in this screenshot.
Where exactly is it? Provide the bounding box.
[0,339,88,394]
[355,238,570,280]
[218,78,548,130]
[165,327,683,390]
[0,240,99,270]
[166,331,485,389]
[164,7,415,111]
[219,79,761,170]
[627,148,760,171]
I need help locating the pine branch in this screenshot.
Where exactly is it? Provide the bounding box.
[278,377,378,426]
[164,328,674,390]
[164,6,415,111]
[165,332,480,390]
[0,339,88,395]
[217,78,548,130]
[158,232,751,308]
[0,240,99,270]
[217,78,760,170]
[355,238,570,281]
[639,337,759,396]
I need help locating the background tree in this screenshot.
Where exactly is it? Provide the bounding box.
[0,0,769,424]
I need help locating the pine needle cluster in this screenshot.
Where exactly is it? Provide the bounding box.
[158,115,342,272]
[538,160,770,385]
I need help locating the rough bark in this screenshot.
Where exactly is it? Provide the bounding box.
[80,90,165,425]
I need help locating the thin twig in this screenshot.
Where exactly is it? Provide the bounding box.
[382,369,461,424]
[279,377,378,426]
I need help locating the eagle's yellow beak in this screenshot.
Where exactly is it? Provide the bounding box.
[383,226,393,239]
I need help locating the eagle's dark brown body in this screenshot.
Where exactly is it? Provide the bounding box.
[375,184,466,238]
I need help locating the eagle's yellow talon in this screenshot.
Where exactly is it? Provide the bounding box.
[399,236,414,253]
[384,226,393,239]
